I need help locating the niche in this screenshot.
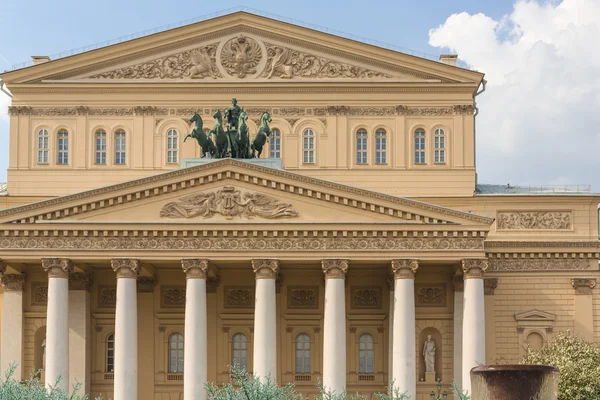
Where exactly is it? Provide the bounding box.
[526,331,544,350]
[418,327,442,383]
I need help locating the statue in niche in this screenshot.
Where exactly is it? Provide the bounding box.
[423,335,436,373]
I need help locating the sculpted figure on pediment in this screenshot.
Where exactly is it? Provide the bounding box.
[220,35,263,78]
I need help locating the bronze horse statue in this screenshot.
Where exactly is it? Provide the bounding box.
[235,109,251,159]
[210,110,234,159]
[184,112,216,158]
[251,111,273,158]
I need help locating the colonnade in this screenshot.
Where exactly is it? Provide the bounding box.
[0,257,488,400]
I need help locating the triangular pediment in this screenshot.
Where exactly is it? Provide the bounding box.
[0,12,483,85]
[0,159,493,227]
[515,309,556,322]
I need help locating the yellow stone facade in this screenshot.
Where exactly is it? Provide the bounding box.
[0,11,598,400]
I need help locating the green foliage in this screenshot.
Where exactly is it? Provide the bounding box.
[450,382,470,400]
[521,331,600,400]
[0,363,100,400]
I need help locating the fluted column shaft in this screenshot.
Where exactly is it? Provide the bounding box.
[0,261,26,381]
[42,258,72,391]
[462,259,488,394]
[112,259,139,400]
[322,259,348,394]
[252,259,279,381]
[391,259,418,399]
[182,259,209,400]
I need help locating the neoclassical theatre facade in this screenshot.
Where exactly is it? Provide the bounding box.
[0,11,599,400]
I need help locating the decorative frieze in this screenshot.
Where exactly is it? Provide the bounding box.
[488,258,592,271]
[68,272,93,291]
[415,284,446,306]
[571,278,596,295]
[31,282,49,305]
[41,258,73,279]
[162,286,186,307]
[224,286,254,308]
[98,286,117,307]
[497,211,572,230]
[182,258,209,279]
[0,273,27,291]
[160,186,299,220]
[322,259,349,279]
[462,259,488,279]
[111,258,139,279]
[288,286,319,309]
[137,276,157,293]
[391,259,419,279]
[252,259,279,279]
[351,286,381,309]
[484,278,498,296]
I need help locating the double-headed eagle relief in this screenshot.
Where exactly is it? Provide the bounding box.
[220,35,262,78]
[160,186,299,220]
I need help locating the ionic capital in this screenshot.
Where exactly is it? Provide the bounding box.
[252,259,279,279]
[181,259,209,279]
[68,272,93,291]
[321,259,349,279]
[571,278,597,295]
[42,258,73,279]
[462,258,488,279]
[111,258,139,279]
[391,259,419,280]
[0,273,27,291]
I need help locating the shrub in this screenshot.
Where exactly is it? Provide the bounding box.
[521,331,600,400]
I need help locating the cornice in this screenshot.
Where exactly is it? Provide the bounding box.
[485,240,600,249]
[0,159,492,226]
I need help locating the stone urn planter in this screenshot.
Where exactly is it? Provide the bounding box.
[470,365,559,400]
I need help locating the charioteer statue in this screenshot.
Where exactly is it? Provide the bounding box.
[184,98,273,160]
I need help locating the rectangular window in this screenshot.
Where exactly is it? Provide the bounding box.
[356,130,367,165]
[270,130,281,158]
[303,129,315,164]
[37,129,49,164]
[167,129,178,164]
[57,131,68,165]
[115,131,126,165]
[375,130,387,164]
[415,130,426,164]
[434,128,446,163]
[95,132,107,165]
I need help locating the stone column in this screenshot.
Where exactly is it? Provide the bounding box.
[386,273,394,382]
[452,271,464,387]
[391,259,418,400]
[322,259,348,394]
[0,261,26,381]
[182,259,209,400]
[252,259,279,382]
[68,272,93,394]
[111,259,139,400]
[462,259,488,394]
[42,258,73,391]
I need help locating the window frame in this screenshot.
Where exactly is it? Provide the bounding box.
[95,130,107,165]
[302,128,315,164]
[414,128,426,165]
[295,333,311,374]
[355,129,368,165]
[106,333,115,373]
[232,333,248,369]
[166,128,179,164]
[433,127,446,164]
[269,129,282,159]
[358,333,375,374]
[36,128,49,165]
[168,333,184,374]
[374,128,387,165]
[114,129,126,165]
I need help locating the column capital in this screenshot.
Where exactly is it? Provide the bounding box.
[68,272,93,291]
[42,258,73,279]
[484,278,498,295]
[0,273,27,291]
[181,259,209,279]
[321,259,348,279]
[391,259,419,279]
[252,259,279,279]
[461,258,488,279]
[111,258,139,279]
[0,259,6,274]
[571,278,596,295]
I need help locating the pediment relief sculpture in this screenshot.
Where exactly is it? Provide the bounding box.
[160,185,299,219]
[87,35,391,80]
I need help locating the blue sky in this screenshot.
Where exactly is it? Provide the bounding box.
[1,0,599,191]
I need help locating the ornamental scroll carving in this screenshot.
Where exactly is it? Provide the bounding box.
[160,186,298,220]
[0,273,27,291]
[111,258,139,279]
[262,43,390,79]
[391,259,419,279]
[322,259,349,279]
[182,259,209,279]
[252,259,279,279]
[488,258,591,271]
[462,259,488,278]
[98,286,117,307]
[162,286,186,307]
[220,35,262,78]
[288,286,318,309]
[571,278,596,295]
[91,44,220,79]
[351,286,381,309]
[416,284,446,307]
[32,282,49,305]
[224,286,254,308]
[497,211,572,230]
[41,258,72,279]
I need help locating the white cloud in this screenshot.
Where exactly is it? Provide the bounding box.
[429,0,600,190]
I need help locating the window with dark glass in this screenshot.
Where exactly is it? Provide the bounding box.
[106,333,115,372]
[375,129,387,164]
[356,129,368,164]
[359,334,374,374]
[168,333,184,373]
[115,130,126,165]
[414,129,426,164]
[57,130,69,165]
[295,334,311,374]
[270,129,281,158]
[232,333,247,368]
[95,130,107,165]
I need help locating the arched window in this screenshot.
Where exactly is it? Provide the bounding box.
[57,129,69,165]
[270,129,281,158]
[414,129,426,164]
[114,130,126,165]
[375,129,387,164]
[295,334,311,374]
[168,333,184,373]
[167,129,178,164]
[106,333,115,372]
[434,128,446,164]
[232,333,248,368]
[356,129,367,165]
[95,130,107,165]
[302,129,315,164]
[359,334,374,374]
[37,129,49,164]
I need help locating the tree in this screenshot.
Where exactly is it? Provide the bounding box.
[522,331,600,400]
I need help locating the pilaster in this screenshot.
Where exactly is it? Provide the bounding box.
[0,261,26,381]
[572,278,596,341]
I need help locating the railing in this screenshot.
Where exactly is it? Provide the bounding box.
[167,373,184,381]
[294,374,312,382]
[358,374,375,382]
[103,373,114,380]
